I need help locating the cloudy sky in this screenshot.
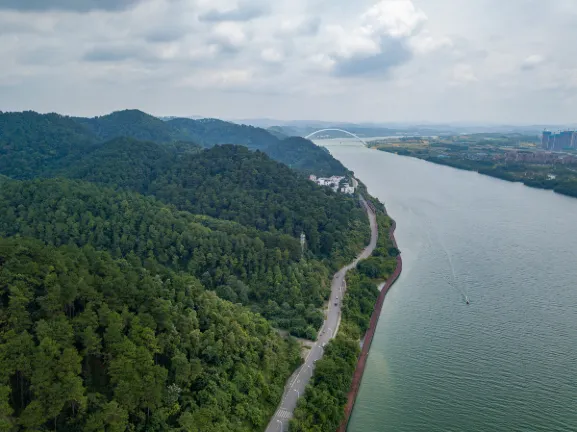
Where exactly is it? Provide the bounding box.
[0,0,576,124]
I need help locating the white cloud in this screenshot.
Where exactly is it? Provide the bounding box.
[261,48,283,63]
[521,54,545,70]
[409,30,452,54]
[360,0,427,38]
[210,21,249,50]
[452,64,478,84]
[0,0,576,123]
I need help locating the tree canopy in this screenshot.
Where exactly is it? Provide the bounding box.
[0,237,301,431]
[0,108,375,432]
[59,141,369,265]
[0,109,347,178]
[0,111,96,179]
[0,178,330,337]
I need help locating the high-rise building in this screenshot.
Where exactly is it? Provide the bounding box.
[542,131,552,149]
[542,130,577,151]
[555,131,575,150]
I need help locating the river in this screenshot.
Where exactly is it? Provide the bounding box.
[316,140,577,432]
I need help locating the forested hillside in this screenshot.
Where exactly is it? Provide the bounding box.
[0,111,96,179]
[166,117,347,176]
[0,109,372,431]
[73,110,174,143]
[0,237,301,431]
[60,142,369,265]
[0,178,329,337]
[265,137,346,174]
[0,110,347,177]
[166,118,277,150]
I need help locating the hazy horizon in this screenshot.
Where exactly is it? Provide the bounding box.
[1,107,571,131]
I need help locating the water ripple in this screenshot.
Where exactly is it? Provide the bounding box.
[326,144,577,432]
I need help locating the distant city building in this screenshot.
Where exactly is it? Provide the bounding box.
[541,131,552,149]
[542,130,577,151]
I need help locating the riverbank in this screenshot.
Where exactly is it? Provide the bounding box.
[337,219,403,432]
[266,195,379,432]
[374,147,577,200]
[289,198,400,432]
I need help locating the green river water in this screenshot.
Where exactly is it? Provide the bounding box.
[321,141,577,432]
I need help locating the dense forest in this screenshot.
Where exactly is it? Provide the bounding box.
[0,237,301,431]
[0,178,329,337]
[0,112,368,264]
[63,143,369,265]
[73,110,175,143]
[0,109,374,431]
[0,110,347,178]
[265,137,347,175]
[165,118,278,151]
[0,111,97,179]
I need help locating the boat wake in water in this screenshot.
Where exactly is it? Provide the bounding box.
[425,222,470,304]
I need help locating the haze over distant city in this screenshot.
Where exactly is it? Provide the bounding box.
[1,0,576,125]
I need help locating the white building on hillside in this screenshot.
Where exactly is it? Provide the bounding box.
[309,175,355,194]
[341,185,355,194]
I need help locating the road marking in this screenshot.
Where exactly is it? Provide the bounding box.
[276,409,292,419]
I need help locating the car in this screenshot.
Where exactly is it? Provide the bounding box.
[334,302,338,306]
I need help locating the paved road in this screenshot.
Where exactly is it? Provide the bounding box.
[265,195,378,432]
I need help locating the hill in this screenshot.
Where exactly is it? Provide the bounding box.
[0,178,330,337]
[0,108,378,432]
[166,117,347,176]
[266,126,290,139]
[0,110,348,178]
[59,141,369,264]
[0,109,374,432]
[265,136,346,174]
[0,111,367,265]
[73,109,174,143]
[0,111,96,179]
[0,236,300,431]
[167,117,277,150]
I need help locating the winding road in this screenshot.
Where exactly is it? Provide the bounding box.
[265,195,378,432]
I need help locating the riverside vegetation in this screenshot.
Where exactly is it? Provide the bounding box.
[290,201,400,432]
[371,134,577,199]
[0,110,372,431]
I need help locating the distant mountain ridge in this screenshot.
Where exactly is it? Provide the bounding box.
[0,109,348,177]
[65,109,346,176]
[235,119,548,138]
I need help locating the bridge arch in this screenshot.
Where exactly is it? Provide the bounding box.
[305,128,368,146]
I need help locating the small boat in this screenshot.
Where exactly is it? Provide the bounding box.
[465,297,470,305]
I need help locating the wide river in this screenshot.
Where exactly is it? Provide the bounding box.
[317,140,577,432]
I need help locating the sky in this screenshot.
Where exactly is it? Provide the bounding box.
[0,0,576,124]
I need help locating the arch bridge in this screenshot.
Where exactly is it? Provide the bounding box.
[305,128,368,146]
